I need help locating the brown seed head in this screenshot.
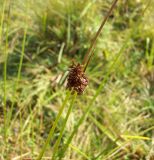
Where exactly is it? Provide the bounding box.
[67,63,88,95]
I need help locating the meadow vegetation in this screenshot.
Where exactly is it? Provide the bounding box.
[0,0,154,159]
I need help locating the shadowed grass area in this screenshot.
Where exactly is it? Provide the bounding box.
[0,0,154,159]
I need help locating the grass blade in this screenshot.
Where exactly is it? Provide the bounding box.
[69,143,90,160]
[58,42,65,63]
[89,114,123,146]
[0,0,6,42]
[37,91,71,160]
[52,92,77,160]
[2,0,11,142]
[7,4,28,130]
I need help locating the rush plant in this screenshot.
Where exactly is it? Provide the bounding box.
[66,0,119,95]
[37,0,119,159]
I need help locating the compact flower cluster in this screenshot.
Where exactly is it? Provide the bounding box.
[66,63,88,95]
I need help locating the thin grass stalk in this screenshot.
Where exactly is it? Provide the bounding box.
[89,114,123,146]
[37,91,71,160]
[67,15,71,48]
[52,92,77,160]
[1,0,7,142]
[82,0,119,72]
[7,24,28,132]
[69,144,90,160]
[19,24,28,155]
[42,11,47,34]
[7,3,28,131]
[102,142,130,160]
[0,0,6,42]
[3,19,9,143]
[2,0,11,143]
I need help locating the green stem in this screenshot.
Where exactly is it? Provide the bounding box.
[52,92,77,160]
[37,91,71,160]
[7,4,28,130]
[2,0,11,142]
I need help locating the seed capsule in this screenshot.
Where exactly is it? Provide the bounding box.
[66,63,88,95]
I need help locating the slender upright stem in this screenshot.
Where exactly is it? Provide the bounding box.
[52,92,77,160]
[3,0,8,142]
[37,91,71,160]
[2,0,11,143]
[82,0,119,72]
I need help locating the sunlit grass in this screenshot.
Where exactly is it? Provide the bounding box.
[0,0,154,159]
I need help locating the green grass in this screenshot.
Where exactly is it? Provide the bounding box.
[37,91,71,160]
[1,0,8,143]
[0,0,154,159]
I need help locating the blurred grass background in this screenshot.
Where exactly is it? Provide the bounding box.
[0,0,154,159]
